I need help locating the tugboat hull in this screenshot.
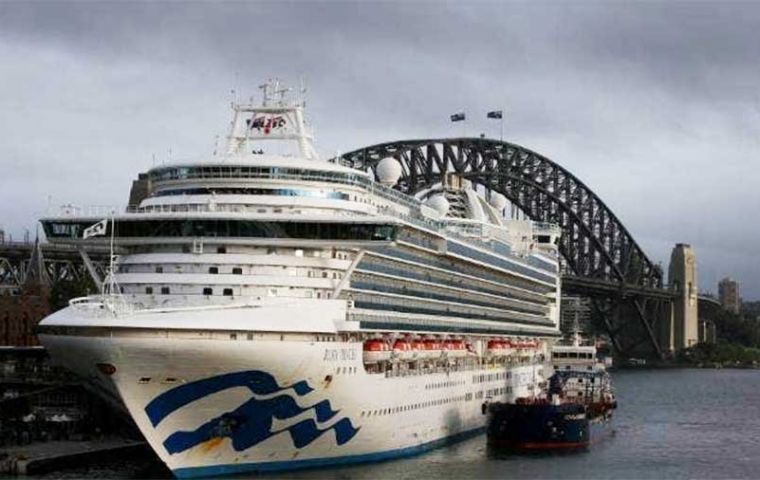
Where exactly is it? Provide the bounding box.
[487,402,589,451]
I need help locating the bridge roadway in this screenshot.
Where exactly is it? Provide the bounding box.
[0,241,110,290]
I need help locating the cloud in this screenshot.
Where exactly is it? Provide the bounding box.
[0,1,758,297]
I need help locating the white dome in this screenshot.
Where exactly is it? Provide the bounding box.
[425,194,450,216]
[375,157,403,185]
[489,192,508,211]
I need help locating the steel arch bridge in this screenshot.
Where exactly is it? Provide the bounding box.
[336,138,673,358]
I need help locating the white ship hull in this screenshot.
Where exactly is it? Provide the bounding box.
[37,81,562,477]
[40,306,541,478]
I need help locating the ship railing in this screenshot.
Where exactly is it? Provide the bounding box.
[51,204,125,218]
[69,295,135,317]
[48,179,552,272]
[532,222,562,237]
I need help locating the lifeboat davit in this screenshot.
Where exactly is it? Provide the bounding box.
[423,338,443,358]
[392,338,414,361]
[363,339,391,364]
[443,339,467,358]
[410,338,426,359]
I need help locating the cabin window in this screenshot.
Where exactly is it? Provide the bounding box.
[217,246,227,254]
[223,288,233,296]
[203,287,213,295]
[155,266,163,273]
[161,287,170,294]
[232,267,243,275]
[209,266,219,274]
[145,287,153,294]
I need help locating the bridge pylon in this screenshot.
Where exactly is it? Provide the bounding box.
[668,243,699,350]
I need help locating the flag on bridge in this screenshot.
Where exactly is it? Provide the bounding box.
[450,112,465,122]
[83,219,108,239]
[487,110,503,119]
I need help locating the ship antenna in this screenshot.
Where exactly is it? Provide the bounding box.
[108,210,115,295]
[571,316,582,347]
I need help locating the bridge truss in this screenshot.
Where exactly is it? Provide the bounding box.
[0,242,108,294]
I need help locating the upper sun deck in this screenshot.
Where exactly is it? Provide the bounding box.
[147,154,369,186]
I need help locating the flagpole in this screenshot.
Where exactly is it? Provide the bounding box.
[500,112,504,142]
[109,210,115,296]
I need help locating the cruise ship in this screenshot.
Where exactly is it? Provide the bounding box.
[37,80,562,478]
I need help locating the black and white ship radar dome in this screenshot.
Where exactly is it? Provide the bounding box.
[375,157,403,186]
[425,194,450,216]
[489,192,508,211]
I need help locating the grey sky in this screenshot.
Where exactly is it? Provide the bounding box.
[0,1,758,298]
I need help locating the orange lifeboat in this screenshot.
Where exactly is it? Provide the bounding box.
[363,339,391,364]
[410,338,427,359]
[444,339,467,358]
[423,338,443,358]
[392,338,414,361]
[487,338,508,357]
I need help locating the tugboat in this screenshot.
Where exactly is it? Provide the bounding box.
[485,330,616,451]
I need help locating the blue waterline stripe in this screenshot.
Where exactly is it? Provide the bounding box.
[171,426,486,479]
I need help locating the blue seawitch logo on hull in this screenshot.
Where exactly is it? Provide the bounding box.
[144,370,359,455]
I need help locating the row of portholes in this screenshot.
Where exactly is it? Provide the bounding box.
[125,264,341,279]
[425,379,466,390]
[138,377,180,384]
[360,394,469,418]
[335,366,358,375]
[143,285,233,296]
[473,371,509,384]
[485,386,511,396]
[130,286,334,299]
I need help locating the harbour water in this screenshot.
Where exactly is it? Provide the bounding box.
[34,368,760,479]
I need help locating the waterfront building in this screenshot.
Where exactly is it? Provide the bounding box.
[718,277,741,315]
[0,242,50,347]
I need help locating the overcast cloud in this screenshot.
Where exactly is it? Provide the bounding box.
[0,1,758,298]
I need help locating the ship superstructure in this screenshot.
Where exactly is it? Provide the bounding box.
[38,80,562,477]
